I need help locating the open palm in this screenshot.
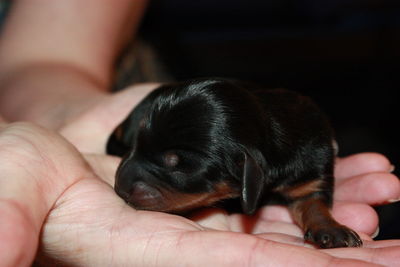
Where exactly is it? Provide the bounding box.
[56,83,397,240]
[35,151,398,267]
[21,83,398,266]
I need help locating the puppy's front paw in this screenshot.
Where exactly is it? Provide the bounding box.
[305,225,363,249]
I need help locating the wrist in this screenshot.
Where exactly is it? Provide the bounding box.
[0,63,109,129]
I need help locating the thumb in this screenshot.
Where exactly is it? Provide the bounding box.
[0,122,94,266]
[83,153,120,186]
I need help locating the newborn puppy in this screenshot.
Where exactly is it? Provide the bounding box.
[107,78,362,249]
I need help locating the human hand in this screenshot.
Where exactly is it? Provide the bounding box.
[58,83,399,253]
[1,123,399,267]
[57,83,398,241]
[58,83,159,154]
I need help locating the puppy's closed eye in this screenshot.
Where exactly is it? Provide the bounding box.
[163,151,179,167]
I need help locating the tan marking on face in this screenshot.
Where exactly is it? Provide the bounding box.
[158,181,240,213]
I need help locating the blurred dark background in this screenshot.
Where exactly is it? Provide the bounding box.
[136,0,400,240]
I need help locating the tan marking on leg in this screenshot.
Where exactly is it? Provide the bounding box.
[289,197,334,231]
[274,179,325,199]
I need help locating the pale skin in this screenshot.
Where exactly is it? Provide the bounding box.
[0,1,400,266]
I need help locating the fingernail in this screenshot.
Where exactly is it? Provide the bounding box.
[388,198,400,203]
[389,165,395,173]
[371,227,380,239]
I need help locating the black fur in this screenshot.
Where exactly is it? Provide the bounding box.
[107,78,362,248]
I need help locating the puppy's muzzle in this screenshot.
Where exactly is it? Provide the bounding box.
[129,181,163,206]
[116,181,164,209]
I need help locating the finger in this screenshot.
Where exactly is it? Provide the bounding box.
[255,232,310,247]
[191,208,304,236]
[335,153,393,179]
[249,220,303,237]
[107,83,159,125]
[335,172,400,204]
[256,232,371,249]
[84,83,158,136]
[158,232,378,267]
[324,245,400,267]
[252,208,372,241]
[60,83,158,154]
[227,212,301,235]
[194,205,373,240]
[190,208,232,231]
[258,205,294,223]
[84,154,120,186]
[196,209,374,249]
[256,202,378,236]
[332,202,378,236]
[363,239,400,249]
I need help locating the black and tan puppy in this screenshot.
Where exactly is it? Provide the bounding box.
[107,78,362,249]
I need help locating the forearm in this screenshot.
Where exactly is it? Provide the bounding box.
[0,0,147,128]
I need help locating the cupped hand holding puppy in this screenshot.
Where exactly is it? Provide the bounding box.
[56,83,399,239]
[1,121,399,267]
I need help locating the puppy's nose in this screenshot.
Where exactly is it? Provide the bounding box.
[128,181,163,208]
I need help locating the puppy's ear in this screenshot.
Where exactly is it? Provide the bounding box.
[240,150,266,215]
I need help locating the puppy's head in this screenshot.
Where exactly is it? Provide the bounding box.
[111,79,267,214]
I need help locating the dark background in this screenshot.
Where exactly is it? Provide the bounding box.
[137,0,400,240]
